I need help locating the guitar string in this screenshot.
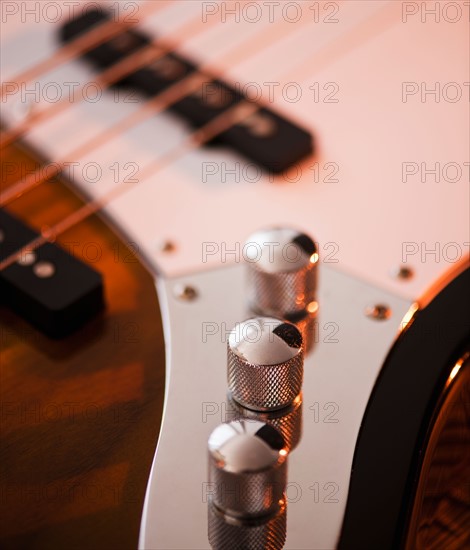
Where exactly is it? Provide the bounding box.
[0,0,396,267]
[0,0,249,149]
[0,0,170,99]
[0,0,310,204]
[0,1,401,272]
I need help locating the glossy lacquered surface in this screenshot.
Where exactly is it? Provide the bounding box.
[338,268,470,550]
[0,143,166,550]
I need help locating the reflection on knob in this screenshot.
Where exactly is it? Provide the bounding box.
[227,392,303,452]
[207,420,287,550]
[228,317,303,411]
[245,227,318,352]
[245,227,318,315]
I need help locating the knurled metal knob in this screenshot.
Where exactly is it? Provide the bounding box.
[207,420,287,550]
[208,499,286,550]
[228,317,303,411]
[245,227,318,317]
[227,393,303,452]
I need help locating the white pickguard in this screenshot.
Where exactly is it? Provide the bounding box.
[1,1,468,299]
[1,1,469,548]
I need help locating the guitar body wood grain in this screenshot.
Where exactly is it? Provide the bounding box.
[0,144,165,550]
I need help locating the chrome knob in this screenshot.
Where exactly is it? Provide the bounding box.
[207,420,287,550]
[245,227,318,317]
[227,393,303,452]
[228,317,303,411]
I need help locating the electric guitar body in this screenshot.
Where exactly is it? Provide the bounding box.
[0,1,469,549]
[0,143,166,549]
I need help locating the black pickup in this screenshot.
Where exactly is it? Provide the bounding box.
[0,209,104,338]
[59,9,314,173]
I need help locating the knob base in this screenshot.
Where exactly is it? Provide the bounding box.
[208,499,286,550]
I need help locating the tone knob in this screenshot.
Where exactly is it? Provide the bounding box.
[245,227,318,317]
[228,317,303,411]
[207,420,287,550]
[227,392,303,452]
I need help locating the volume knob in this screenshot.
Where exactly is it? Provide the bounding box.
[228,317,303,411]
[245,227,318,317]
[207,420,287,550]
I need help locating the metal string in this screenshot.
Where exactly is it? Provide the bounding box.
[0,1,402,272]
